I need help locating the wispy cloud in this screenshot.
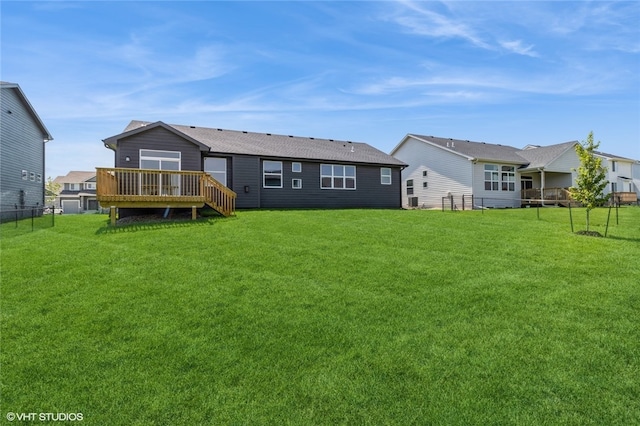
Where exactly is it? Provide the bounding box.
[390,0,491,49]
[499,40,538,58]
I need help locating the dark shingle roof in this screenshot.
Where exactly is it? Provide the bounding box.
[408,134,527,164]
[121,121,405,166]
[398,134,583,169]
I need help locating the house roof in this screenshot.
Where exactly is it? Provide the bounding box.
[106,120,406,167]
[53,171,96,184]
[0,81,53,141]
[594,150,637,162]
[392,134,580,169]
[518,141,578,170]
[406,134,526,164]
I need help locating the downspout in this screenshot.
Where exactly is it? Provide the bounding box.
[539,168,545,206]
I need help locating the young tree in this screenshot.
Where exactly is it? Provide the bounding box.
[45,177,61,206]
[569,132,609,232]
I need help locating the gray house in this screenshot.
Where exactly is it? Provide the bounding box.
[0,82,53,220]
[53,171,99,213]
[99,120,405,217]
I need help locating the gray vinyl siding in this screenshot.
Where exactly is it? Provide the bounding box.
[115,126,202,171]
[258,160,401,209]
[0,88,46,211]
[230,155,261,209]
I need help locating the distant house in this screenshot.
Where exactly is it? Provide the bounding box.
[593,151,639,204]
[0,82,53,220]
[390,134,580,209]
[98,120,405,222]
[53,171,99,213]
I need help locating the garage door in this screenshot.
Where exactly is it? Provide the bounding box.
[62,200,80,214]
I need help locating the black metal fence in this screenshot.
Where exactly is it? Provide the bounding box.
[0,206,55,235]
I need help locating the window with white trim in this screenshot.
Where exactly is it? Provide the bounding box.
[612,161,617,172]
[292,178,302,189]
[381,168,392,185]
[22,170,28,180]
[501,166,516,191]
[423,182,428,188]
[84,182,95,190]
[263,160,283,188]
[30,172,36,182]
[484,165,499,191]
[139,149,181,195]
[37,174,42,183]
[292,162,302,173]
[321,164,356,189]
[204,157,227,186]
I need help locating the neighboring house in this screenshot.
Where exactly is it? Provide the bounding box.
[53,171,99,213]
[390,134,580,209]
[593,151,639,203]
[634,161,640,199]
[0,82,53,220]
[99,120,405,218]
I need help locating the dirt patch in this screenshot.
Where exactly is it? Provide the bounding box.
[116,212,195,225]
[575,230,603,237]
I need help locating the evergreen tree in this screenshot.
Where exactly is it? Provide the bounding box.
[569,132,609,232]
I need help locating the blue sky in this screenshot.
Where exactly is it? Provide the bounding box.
[2,1,639,179]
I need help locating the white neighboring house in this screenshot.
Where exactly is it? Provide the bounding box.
[53,171,98,214]
[390,134,580,209]
[634,161,640,200]
[593,151,639,204]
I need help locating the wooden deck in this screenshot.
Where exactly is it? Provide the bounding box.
[521,187,572,206]
[96,168,236,224]
[611,192,638,205]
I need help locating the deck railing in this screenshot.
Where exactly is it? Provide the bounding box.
[611,192,638,205]
[521,187,572,202]
[96,167,236,217]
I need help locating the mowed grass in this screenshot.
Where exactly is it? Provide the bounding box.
[1,207,639,425]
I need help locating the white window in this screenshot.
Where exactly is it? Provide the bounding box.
[263,160,283,188]
[204,157,227,186]
[321,164,356,189]
[381,168,392,185]
[484,165,499,191]
[37,174,42,183]
[84,182,96,190]
[612,161,617,172]
[501,166,516,191]
[30,172,35,182]
[139,149,181,195]
[406,179,414,195]
[22,170,28,180]
[292,162,302,173]
[292,178,302,189]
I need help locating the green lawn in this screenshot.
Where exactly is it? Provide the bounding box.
[1,208,639,425]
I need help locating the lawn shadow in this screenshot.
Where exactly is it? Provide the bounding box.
[95,215,233,234]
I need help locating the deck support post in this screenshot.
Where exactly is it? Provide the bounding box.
[110,206,116,226]
[192,206,197,220]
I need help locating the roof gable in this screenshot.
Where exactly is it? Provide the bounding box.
[103,121,210,151]
[53,171,96,184]
[1,81,53,141]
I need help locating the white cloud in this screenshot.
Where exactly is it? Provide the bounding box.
[499,40,539,57]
